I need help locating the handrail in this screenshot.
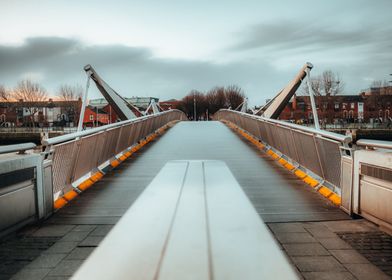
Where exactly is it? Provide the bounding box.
[356,139,392,150]
[0,143,36,154]
[42,109,183,146]
[218,109,352,143]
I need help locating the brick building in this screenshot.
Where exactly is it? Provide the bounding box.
[159,99,180,111]
[82,106,110,127]
[279,86,392,125]
[0,99,81,127]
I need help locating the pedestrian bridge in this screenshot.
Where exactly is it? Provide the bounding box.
[1,109,391,279]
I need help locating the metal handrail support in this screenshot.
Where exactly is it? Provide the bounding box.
[0,143,37,155]
[219,109,352,144]
[42,109,184,147]
[215,109,351,193]
[356,139,392,150]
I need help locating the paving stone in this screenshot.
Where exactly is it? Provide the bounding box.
[71,225,96,232]
[268,223,307,233]
[306,226,337,238]
[48,260,83,277]
[78,236,103,247]
[0,235,60,278]
[283,243,330,256]
[318,238,352,250]
[27,254,66,268]
[302,222,328,229]
[323,220,379,233]
[44,242,79,254]
[292,256,346,272]
[89,225,113,236]
[32,226,75,237]
[10,268,51,280]
[302,271,355,280]
[275,232,317,244]
[344,263,390,280]
[330,250,370,264]
[66,247,95,260]
[59,231,90,242]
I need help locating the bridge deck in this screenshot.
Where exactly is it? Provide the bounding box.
[2,121,391,280]
[50,121,347,225]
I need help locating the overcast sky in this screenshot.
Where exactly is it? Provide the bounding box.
[0,0,391,105]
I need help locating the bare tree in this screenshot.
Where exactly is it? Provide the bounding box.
[178,85,247,119]
[14,79,48,101]
[13,79,48,126]
[322,70,344,96]
[58,84,83,101]
[205,87,227,115]
[225,85,245,109]
[177,90,207,120]
[301,70,344,96]
[0,85,11,101]
[370,80,389,88]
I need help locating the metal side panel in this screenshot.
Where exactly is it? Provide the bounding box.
[360,176,392,226]
[0,181,36,232]
[353,149,392,229]
[340,156,353,214]
[43,161,54,218]
[0,153,42,234]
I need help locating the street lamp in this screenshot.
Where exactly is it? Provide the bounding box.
[193,92,196,121]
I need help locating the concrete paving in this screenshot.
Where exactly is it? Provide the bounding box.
[269,219,391,279]
[0,121,391,279]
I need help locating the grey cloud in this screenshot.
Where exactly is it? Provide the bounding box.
[0,37,285,104]
[231,21,391,54]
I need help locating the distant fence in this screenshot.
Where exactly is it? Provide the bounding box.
[42,110,187,200]
[0,127,78,133]
[215,109,352,192]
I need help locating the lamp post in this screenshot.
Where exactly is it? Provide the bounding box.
[193,92,196,121]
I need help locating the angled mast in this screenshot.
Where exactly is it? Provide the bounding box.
[84,65,142,120]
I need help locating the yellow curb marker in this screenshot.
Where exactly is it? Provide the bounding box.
[223,120,342,206]
[53,122,176,211]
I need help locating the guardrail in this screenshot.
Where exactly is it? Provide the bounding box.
[356,139,392,150]
[42,110,187,201]
[0,127,78,133]
[0,143,37,154]
[215,109,352,193]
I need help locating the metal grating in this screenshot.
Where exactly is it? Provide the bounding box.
[361,164,392,183]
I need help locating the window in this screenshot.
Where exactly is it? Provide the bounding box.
[334,103,339,109]
[89,114,94,121]
[351,103,355,109]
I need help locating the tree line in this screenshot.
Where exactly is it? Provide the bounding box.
[0,79,83,127]
[0,79,83,102]
[176,85,246,120]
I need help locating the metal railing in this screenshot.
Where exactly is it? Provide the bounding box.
[0,143,37,154]
[42,110,187,199]
[356,139,392,150]
[215,109,352,191]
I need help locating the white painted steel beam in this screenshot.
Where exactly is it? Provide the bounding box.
[72,160,299,280]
